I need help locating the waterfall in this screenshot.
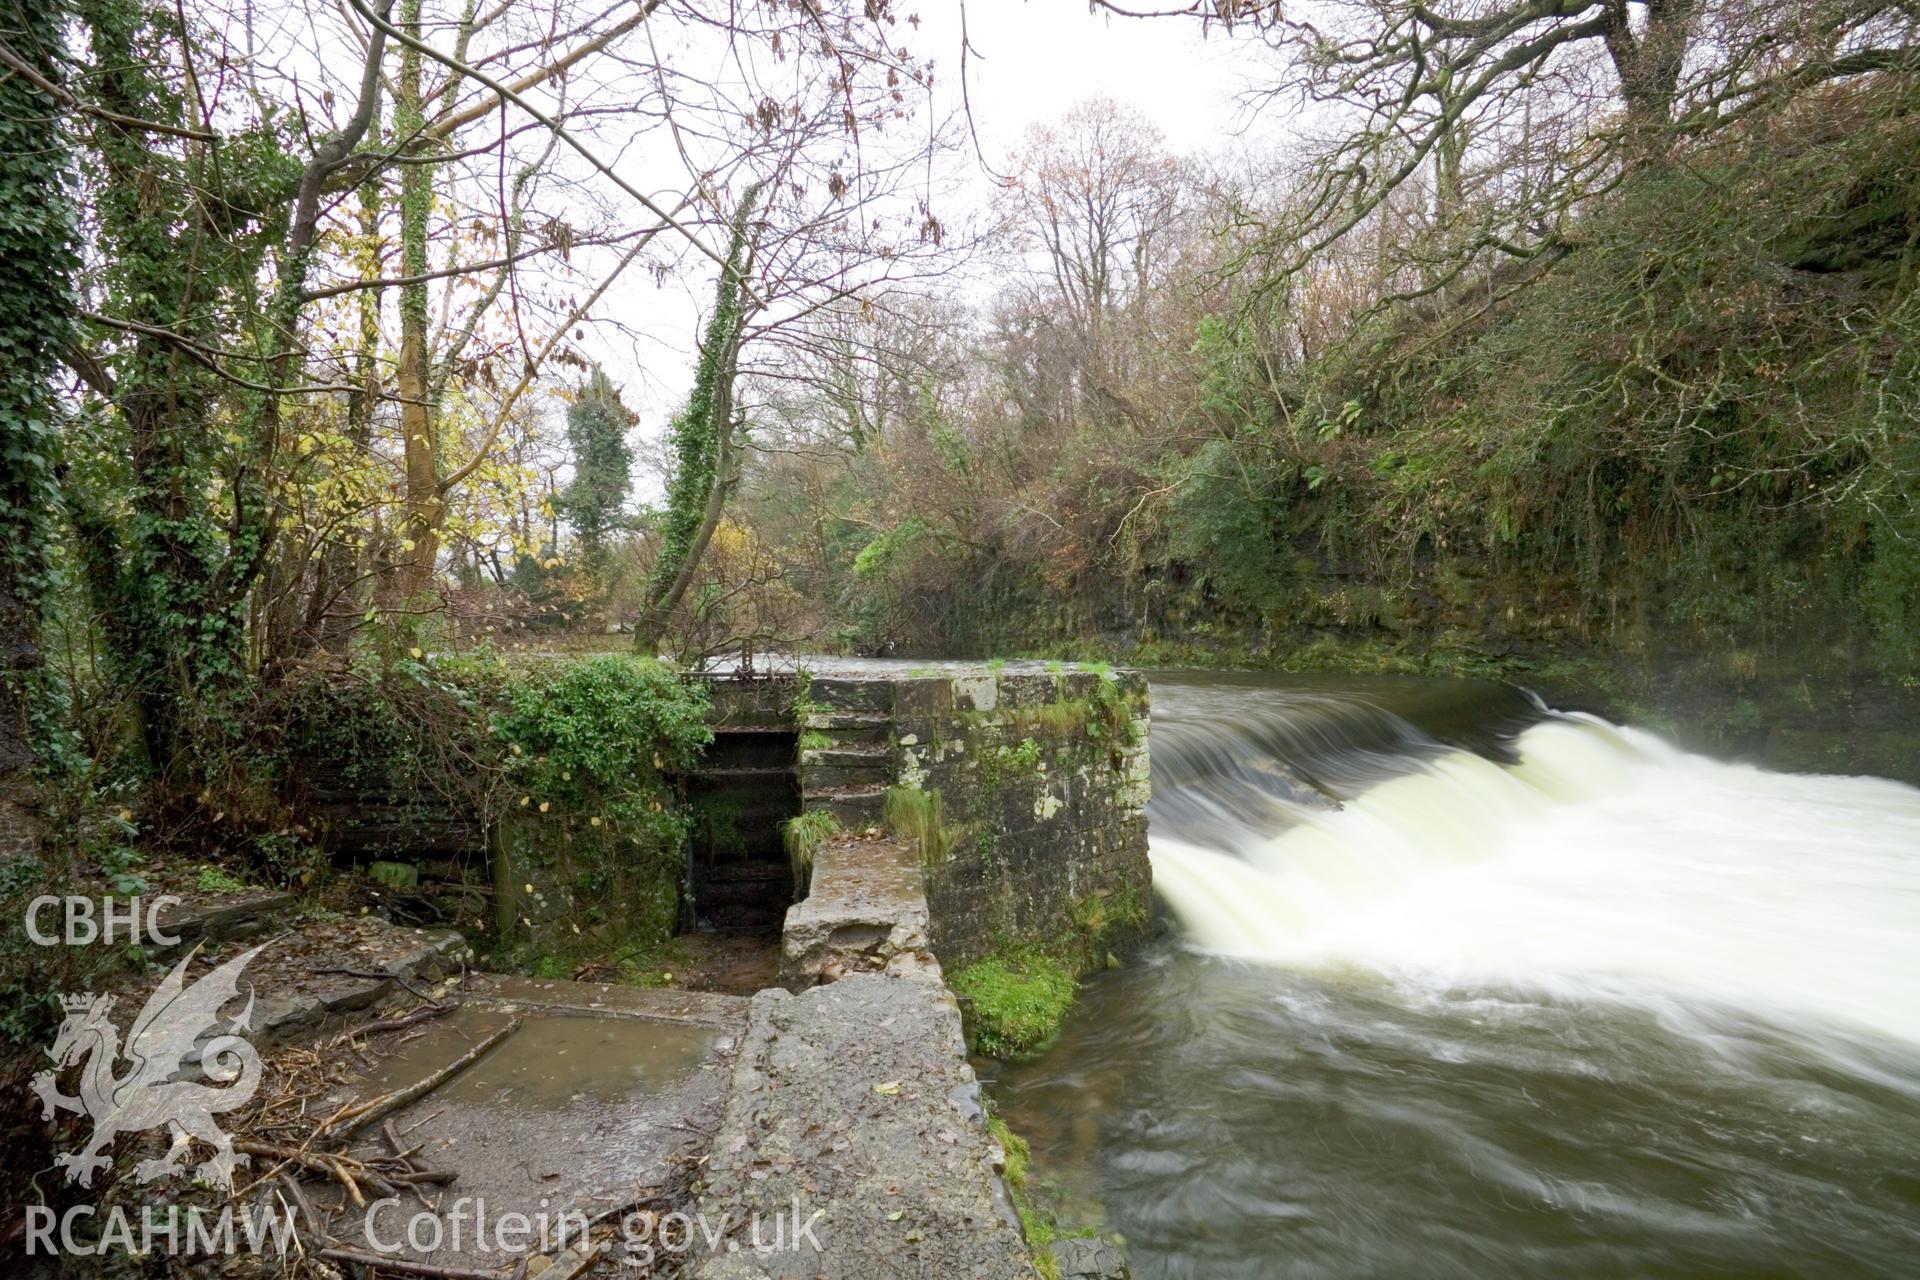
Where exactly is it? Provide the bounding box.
[1148,687,1920,1047]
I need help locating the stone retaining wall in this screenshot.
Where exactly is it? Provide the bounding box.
[888,668,1152,968]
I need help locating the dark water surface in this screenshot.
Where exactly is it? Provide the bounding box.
[994,671,1920,1279]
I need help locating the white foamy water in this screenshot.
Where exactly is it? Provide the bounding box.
[1153,715,1920,1045]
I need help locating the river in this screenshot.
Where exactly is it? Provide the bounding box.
[992,672,1920,1278]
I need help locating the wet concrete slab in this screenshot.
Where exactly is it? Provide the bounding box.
[690,971,1032,1280]
[307,981,749,1273]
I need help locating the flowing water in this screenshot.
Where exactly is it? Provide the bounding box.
[995,672,1920,1278]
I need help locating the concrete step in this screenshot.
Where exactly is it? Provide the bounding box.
[806,724,894,753]
[800,745,891,768]
[801,711,892,733]
[809,784,886,828]
[802,766,893,796]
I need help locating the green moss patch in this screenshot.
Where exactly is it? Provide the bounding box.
[950,949,1077,1059]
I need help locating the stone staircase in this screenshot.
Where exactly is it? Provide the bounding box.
[798,679,899,827]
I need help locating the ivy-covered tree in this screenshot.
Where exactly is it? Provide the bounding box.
[634,184,763,655]
[559,367,636,585]
[0,0,80,846]
[61,0,390,797]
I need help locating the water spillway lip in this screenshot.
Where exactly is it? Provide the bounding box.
[1146,677,1550,820]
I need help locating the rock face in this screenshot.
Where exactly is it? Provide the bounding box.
[691,970,1032,1279]
[1050,1236,1132,1279]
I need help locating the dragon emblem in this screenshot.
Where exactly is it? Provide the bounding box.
[31,943,268,1192]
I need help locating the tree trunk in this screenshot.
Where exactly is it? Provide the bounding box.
[1605,0,1697,158]
[0,0,77,854]
[393,0,442,615]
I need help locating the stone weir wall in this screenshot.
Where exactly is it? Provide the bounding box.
[886,668,1152,967]
[702,665,1154,968]
[294,662,1152,968]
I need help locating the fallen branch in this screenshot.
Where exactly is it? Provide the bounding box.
[278,1172,323,1239]
[311,964,448,1009]
[317,1246,513,1279]
[354,1001,459,1038]
[334,1018,520,1139]
[235,1141,396,1204]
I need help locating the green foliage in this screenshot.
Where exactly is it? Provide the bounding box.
[980,679,1144,759]
[721,76,1919,712]
[63,0,306,797]
[494,655,712,791]
[281,651,508,813]
[490,655,710,943]
[195,864,249,894]
[1166,439,1297,613]
[852,517,929,580]
[949,949,1076,1059]
[101,844,145,896]
[285,653,711,941]
[559,367,636,579]
[980,737,1043,786]
[781,808,839,887]
[0,0,80,782]
[0,851,133,1051]
[787,668,825,720]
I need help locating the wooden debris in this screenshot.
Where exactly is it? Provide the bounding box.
[333,1017,521,1139]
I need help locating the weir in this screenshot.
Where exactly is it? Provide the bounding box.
[139,665,1920,1278]
[998,672,1920,1279]
[37,659,1920,1280]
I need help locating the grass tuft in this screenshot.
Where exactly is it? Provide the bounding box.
[781,808,840,890]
